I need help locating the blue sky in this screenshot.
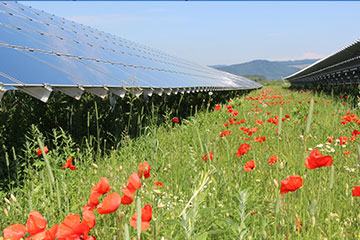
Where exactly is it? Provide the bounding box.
[22,1,360,66]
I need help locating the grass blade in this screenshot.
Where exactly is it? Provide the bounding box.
[136,197,141,240]
[305,98,314,135]
[37,138,54,183]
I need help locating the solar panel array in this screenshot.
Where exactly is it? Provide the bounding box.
[0,1,261,102]
[286,39,360,88]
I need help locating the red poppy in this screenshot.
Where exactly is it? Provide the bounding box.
[172,118,179,123]
[232,110,239,116]
[339,136,348,145]
[154,181,163,187]
[280,175,303,194]
[343,151,350,155]
[82,194,100,211]
[220,130,231,137]
[91,177,111,198]
[236,144,250,157]
[121,187,134,205]
[3,223,26,240]
[26,210,47,236]
[129,204,152,231]
[296,218,302,232]
[202,152,214,162]
[328,136,334,144]
[244,160,255,172]
[285,114,290,119]
[138,161,151,179]
[254,136,266,143]
[82,210,95,230]
[36,146,49,156]
[352,186,360,197]
[268,155,278,165]
[305,149,333,169]
[126,173,142,195]
[225,105,232,109]
[352,130,360,136]
[97,192,121,214]
[214,104,221,111]
[255,120,263,125]
[57,213,92,239]
[28,224,58,240]
[61,157,76,170]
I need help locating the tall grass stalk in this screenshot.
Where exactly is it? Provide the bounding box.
[305,98,314,135]
[37,138,54,183]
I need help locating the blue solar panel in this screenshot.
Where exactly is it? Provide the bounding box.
[0,1,261,102]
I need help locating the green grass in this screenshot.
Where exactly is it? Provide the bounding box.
[1,86,360,239]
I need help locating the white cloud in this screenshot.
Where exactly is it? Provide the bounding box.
[270,52,326,61]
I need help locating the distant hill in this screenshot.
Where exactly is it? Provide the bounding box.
[210,59,319,80]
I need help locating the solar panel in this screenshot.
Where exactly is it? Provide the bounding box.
[286,39,360,87]
[0,1,261,102]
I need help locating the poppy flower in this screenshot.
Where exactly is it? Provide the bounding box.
[129,204,152,231]
[225,105,232,109]
[82,210,95,229]
[61,157,76,170]
[81,194,100,211]
[305,149,333,169]
[26,210,47,236]
[244,160,255,172]
[343,151,351,155]
[352,130,360,136]
[202,152,214,162]
[172,118,179,123]
[232,110,239,116]
[126,173,142,195]
[350,136,356,141]
[154,181,163,187]
[138,161,151,179]
[352,186,360,197]
[27,224,58,240]
[339,136,348,145]
[3,223,26,240]
[328,136,334,144]
[36,146,48,156]
[220,130,231,137]
[285,114,290,119]
[280,175,303,194]
[296,218,302,232]
[121,187,134,205]
[268,155,278,165]
[236,144,250,157]
[255,120,263,125]
[91,177,111,198]
[97,192,121,214]
[214,104,221,111]
[254,136,266,143]
[57,213,91,239]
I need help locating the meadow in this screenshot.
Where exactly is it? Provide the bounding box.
[1,85,360,239]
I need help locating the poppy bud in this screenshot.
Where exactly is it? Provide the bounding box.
[4,207,8,217]
[312,216,316,227]
[4,197,11,205]
[279,162,284,170]
[10,194,17,203]
[273,179,279,188]
[262,230,267,239]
